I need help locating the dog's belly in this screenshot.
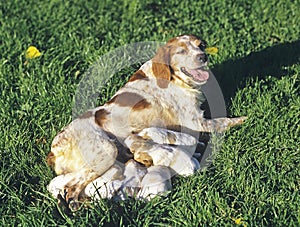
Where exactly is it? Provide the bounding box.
[103,105,180,140]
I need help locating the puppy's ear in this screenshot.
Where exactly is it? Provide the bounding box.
[152,46,171,88]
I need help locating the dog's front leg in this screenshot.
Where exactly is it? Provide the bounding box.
[200,116,247,133]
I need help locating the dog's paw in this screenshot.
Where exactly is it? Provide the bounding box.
[47,174,74,198]
[237,116,247,123]
[47,174,86,211]
[229,116,248,127]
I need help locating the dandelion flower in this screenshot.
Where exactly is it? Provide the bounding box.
[206,46,218,55]
[25,46,41,59]
[234,218,243,225]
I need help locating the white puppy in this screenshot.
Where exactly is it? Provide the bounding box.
[84,163,124,200]
[116,159,147,200]
[138,166,172,201]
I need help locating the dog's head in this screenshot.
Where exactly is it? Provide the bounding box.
[152,34,209,88]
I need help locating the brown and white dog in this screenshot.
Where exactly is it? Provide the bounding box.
[47,34,246,209]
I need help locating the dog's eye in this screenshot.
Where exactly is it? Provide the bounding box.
[176,48,187,54]
[199,42,206,52]
[195,39,207,51]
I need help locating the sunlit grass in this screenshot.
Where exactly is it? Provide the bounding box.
[0,0,299,226]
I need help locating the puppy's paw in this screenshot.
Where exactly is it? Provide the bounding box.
[48,172,93,211]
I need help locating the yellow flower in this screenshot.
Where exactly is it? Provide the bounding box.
[235,218,243,225]
[206,46,218,55]
[25,46,41,59]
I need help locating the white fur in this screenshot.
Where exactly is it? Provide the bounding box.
[137,166,172,201]
[84,164,124,200]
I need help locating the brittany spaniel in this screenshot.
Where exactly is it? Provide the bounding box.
[47,34,246,210]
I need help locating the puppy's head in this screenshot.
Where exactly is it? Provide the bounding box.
[152,34,209,88]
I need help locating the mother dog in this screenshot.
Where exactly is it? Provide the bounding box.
[47,34,246,209]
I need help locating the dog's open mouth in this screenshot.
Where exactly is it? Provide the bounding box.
[180,66,209,82]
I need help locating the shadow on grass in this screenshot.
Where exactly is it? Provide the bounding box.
[211,39,300,105]
[198,40,300,166]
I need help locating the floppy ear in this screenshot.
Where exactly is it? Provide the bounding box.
[152,46,171,88]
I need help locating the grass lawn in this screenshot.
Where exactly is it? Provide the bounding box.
[1,0,299,226]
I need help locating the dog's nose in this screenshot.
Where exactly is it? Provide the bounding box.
[197,53,208,63]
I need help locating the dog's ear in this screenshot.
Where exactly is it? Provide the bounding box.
[152,46,171,88]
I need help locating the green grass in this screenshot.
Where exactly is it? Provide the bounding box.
[1,0,299,226]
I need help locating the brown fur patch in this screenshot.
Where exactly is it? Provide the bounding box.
[166,131,177,144]
[194,39,201,46]
[152,46,171,89]
[174,42,189,49]
[46,152,55,166]
[128,135,153,152]
[134,152,153,167]
[128,70,148,82]
[107,92,151,110]
[126,136,154,167]
[107,92,142,106]
[95,109,110,127]
[132,99,151,111]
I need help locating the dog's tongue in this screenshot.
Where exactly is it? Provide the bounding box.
[186,68,209,81]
